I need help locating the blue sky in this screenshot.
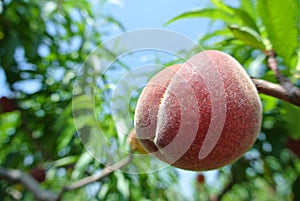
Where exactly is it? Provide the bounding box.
[104,0,212,40]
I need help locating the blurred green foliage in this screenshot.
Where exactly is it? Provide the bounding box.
[0,0,299,201]
[0,0,181,200]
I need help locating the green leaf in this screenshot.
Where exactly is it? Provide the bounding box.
[293,177,300,201]
[282,102,300,139]
[210,0,234,15]
[56,124,76,151]
[296,50,300,75]
[165,8,234,26]
[233,9,259,33]
[240,0,257,20]
[71,151,94,179]
[115,171,129,199]
[260,94,277,113]
[213,37,237,48]
[74,115,97,130]
[199,28,231,43]
[229,25,265,50]
[166,2,260,36]
[257,0,299,68]
[52,155,79,168]
[98,183,110,199]
[72,95,94,110]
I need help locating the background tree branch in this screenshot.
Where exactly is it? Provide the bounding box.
[58,154,133,197]
[0,168,58,201]
[0,154,133,201]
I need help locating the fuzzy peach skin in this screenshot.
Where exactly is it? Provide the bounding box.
[134,50,262,171]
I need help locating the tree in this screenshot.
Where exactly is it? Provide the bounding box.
[0,0,299,201]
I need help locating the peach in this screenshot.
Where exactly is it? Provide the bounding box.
[134,50,262,171]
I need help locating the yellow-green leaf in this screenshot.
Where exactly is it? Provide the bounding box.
[229,25,265,50]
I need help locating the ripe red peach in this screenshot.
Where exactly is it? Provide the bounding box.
[134,50,262,171]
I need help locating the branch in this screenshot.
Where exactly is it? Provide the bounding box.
[265,50,293,88]
[0,168,58,201]
[261,50,300,106]
[60,154,133,194]
[251,78,300,107]
[0,154,133,201]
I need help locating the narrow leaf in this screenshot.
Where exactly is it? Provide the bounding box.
[199,28,231,43]
[52,156,79,168]
[233,9,259,32]
[210,0,234,14]
[240,0,257,21]
[71,152,94,179]
[165,8,234,25]
[56,125,76,151]
[72,95,94,111]
[229,25,265,50]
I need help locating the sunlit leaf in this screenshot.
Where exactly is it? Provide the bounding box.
[233,9,259,32]
[56,124,76,151]
[240,0,257,21]
[115,171,129,199]
[210,0,234,14]
[72,95,94,111]
[52,155,79,168]
[229,25,265,50]
[165,8,234,26]
[71,151,94,179]
[259,94,278,113]
[295,50,300,78]
[257,0,299,68]
[199,28,231,44]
